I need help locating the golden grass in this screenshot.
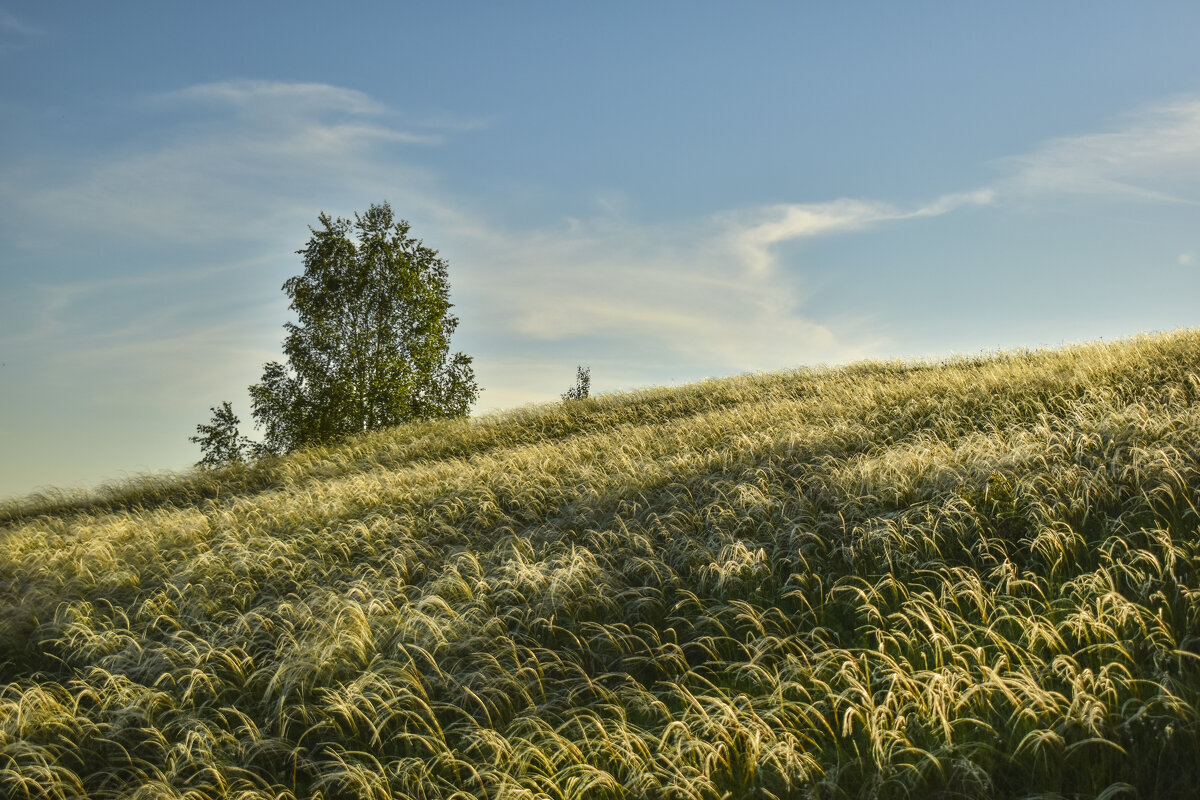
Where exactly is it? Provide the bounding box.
[3,331,1200,798]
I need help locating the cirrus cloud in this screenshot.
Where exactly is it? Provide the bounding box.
[1003,98,1200,203]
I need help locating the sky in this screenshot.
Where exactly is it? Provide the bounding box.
[2,2,1199,500]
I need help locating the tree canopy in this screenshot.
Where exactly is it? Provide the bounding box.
[247,202,478,455]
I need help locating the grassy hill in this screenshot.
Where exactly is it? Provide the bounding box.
[4,331,1200,799]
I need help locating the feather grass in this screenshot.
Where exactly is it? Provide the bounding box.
[3,331,1200,797]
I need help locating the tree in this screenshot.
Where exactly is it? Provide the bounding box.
[189,401,258,468]
[562,365,590,401]
[249,202,478,454]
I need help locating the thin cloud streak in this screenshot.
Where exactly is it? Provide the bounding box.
[0,8,43,52]
[2,81,461,251]
[151,80,487,142]
[157,81,392,116]
[725,189,996,278]
[0,256,280,348]
[1002,98,1200,203]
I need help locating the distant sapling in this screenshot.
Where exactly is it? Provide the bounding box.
[562,365,590,401]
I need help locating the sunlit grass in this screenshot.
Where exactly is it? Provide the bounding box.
[4,331,1200,798]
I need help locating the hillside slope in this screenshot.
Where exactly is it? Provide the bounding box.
[4,332,1200,799]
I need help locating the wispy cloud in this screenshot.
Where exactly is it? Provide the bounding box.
[158,81,391,115]
[151,81,490,133]
[451,191,995,383]
[1002,98,1200,203]
[2,81,470,251]
[0,8,43,52]
[724,190,995,277]
[0,257,278,349]
[1,265,285,417]
[150,80,449,146]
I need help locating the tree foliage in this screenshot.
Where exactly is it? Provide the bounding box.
[189,401,258,468]
[249,202,478,454]
[562,365,590,401]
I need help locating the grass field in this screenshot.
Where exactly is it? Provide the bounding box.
[4,331,1200,799]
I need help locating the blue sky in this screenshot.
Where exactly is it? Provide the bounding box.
[2,3,1199,500]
